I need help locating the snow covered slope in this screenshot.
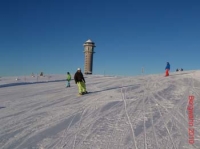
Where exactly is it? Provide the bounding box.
[0,71,200,149]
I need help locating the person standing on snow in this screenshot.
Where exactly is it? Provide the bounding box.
[165,62,170,76]
[74,68,88,95]
[66,72,71,87]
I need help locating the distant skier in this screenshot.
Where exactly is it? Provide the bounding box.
[181,68,183,71]
[165,62,170,76]
[66,72,71,87]
[176,68,179,72]
[74,68,87,95]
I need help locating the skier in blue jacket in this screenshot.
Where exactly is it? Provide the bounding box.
[165,62,170,76]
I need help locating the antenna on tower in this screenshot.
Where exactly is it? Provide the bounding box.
[141,67,145,75]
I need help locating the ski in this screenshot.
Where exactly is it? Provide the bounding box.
[77,92,90,96]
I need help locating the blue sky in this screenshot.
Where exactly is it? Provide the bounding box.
[0,0,200,76]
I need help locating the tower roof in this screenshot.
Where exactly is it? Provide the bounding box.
[85,39,93,43]
[83,39,96,47]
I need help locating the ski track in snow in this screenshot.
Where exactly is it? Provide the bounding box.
[147,74,199,149]
[143,77,159,149]
[0,71,200,149]
[121,83,138,149]
[150,76,189,149]
[152,78,179,149]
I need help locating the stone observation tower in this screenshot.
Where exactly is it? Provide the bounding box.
[83,39,96,74]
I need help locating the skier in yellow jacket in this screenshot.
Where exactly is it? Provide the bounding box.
[66,72,71,87]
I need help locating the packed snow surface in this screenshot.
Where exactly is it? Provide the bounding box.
[0,71,200,149]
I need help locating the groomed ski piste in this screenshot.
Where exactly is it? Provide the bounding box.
[0,70,200,149]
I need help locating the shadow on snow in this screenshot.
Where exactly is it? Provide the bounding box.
[91,85,139,93]
[0,79,72,88]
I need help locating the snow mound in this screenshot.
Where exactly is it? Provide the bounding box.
[0,70,200,149]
